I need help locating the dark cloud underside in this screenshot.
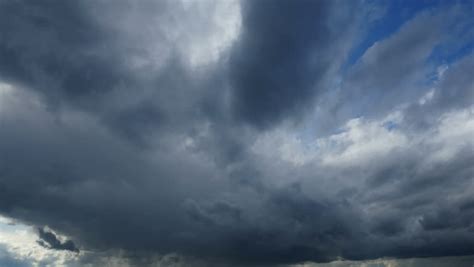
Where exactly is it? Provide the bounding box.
[0,0,473,266]
[229,0,358,129]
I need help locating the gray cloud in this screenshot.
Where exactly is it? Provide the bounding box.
[37,227,79,253]
[228,0,359,129]
[0,0,473,266]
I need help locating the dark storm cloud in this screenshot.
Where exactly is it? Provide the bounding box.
[182,184,364,264]
[0,0,127,103]
[0,0,213,145]
[229,0,358,129]
[37,227,79,253]
[0,0,473,266]
[359,149,474,259]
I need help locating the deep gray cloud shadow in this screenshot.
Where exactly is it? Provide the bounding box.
[0,0,473,266]
[37,227,79,253]
[228,0,358,129]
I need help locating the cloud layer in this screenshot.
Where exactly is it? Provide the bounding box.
[0,0,473,266]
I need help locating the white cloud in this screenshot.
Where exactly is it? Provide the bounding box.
[102,0,242,71]
[418,89,435,105]
[252,104,473,171]
[426,107,474,162]
[318,116,407,167]
[0,215,79,267]
[178,0,241,67]
[251,112,407,167]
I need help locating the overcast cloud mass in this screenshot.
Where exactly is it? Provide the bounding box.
[0,0,473,266]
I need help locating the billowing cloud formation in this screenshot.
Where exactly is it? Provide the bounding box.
[0,0,473,266]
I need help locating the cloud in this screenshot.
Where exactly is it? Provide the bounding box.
[37,227,79,253]
[246,105,474,261]
[313,4,474,133]
[0,246,32,267]
[0,0,473,266]
[404,53,474,130]
[228,0,360,129]
[295,255,474,267]
[0,215,80,266]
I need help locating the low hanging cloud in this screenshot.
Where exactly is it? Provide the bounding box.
[37,227,79,253]
[0,0,473,266]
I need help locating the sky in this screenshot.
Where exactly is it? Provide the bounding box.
[0,0,473,266]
